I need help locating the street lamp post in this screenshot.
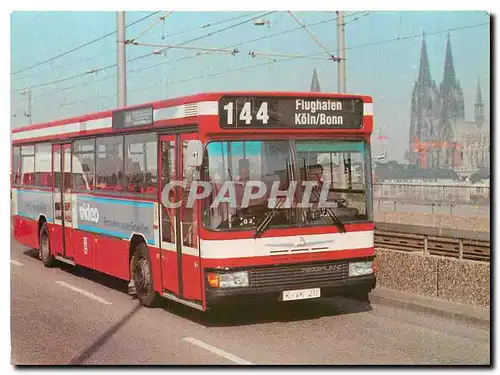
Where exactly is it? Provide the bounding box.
[336,11,346,93]
[117,11,127,108]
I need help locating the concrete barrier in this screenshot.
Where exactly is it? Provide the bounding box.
[375,249,438,298]
[436,257,490,307]
[375,248,490,308]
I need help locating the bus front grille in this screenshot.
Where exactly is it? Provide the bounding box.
[249,261,349,288]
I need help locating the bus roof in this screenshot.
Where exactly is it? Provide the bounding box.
[12,91,373,144]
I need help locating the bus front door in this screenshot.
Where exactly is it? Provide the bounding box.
[179,132,202,302]
[159,135,180,296]
[52,143,74,260]
[159,133,202,303]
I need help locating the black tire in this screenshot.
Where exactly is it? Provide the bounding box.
[133,242,158,307]
[39,222,55,267]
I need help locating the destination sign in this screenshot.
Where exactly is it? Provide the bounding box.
[112,105,154,130]
[218,96,364,129]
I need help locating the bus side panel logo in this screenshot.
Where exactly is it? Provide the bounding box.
[79,203,100,223]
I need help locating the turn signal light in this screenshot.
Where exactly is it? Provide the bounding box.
[207,272,220,288]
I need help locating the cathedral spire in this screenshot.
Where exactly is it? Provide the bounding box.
[417,31,432,86]
[439,32,465,123]
[310,68,321,92]
[475,77,484,127]
[476,77,483,104]
[410,30,441,163]
[442,33,457,92]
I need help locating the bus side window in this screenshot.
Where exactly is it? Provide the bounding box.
[20,145,35,187]
[124,133,157,196]
[73,139,95,191]
[34,143,52,188]
[12,146,21,185]
[96,136,123,192]
[64,172,72,192]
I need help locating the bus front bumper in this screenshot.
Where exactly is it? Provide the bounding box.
[205,273,376,307]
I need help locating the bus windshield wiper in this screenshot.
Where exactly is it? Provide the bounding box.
[310,188,346,233]
[302,157,346,233]
[254,196,287,239]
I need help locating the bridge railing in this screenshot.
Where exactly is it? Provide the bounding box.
[374,222,490,262]
[373,183,490,206]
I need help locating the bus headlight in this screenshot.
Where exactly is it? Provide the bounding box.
[207,271,249,288]
[348,261,373,277]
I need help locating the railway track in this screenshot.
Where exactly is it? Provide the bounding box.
[374,230,490,262]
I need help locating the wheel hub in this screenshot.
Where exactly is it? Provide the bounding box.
[40,234,49,260]
[135,257,150,294]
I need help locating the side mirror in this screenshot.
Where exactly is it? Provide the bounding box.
[186,140,204,168]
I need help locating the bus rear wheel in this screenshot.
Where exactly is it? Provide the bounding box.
[133,242,158,307]
[39,222,55,267]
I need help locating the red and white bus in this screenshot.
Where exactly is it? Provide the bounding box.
[11,91,376,311]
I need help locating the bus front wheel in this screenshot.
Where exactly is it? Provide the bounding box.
[39,222,55,267]
[133,242,158,307]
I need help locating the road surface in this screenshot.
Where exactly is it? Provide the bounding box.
[11,239,490,365]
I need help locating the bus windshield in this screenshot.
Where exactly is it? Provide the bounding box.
[203,139,371,231]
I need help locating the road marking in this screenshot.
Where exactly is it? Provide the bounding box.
[183,337,254,365]
[56,281,112,305]
[10,260,24,266]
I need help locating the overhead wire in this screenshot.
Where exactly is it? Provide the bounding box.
[148,11,276,56]
[29,49,332,112]
[134,50,330,90]
[157,21,491,89]
[286,11,339,61]
[14,11,276,93]
[11,49,118,82]
[105,11,277,67]
[127,11,174,43]
[11,11,161,77]
[343,11,372,26]
[66,10,354,88]
[344,21,489,52]
[129,41,238,55]
[17,11,356,99]
[22,12,487,120]
[146,11,263,41]
[11,20,489,111]
[195,11,364,58]
[12,12,260,84]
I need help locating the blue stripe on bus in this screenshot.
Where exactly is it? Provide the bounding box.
[17,189,53,195]
[76,195,154,208]
[78,224,155,245]
[17,211,54,223]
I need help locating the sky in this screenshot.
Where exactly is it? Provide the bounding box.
[10,11,490,162]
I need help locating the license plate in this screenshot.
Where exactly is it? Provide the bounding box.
[282,288,321,301]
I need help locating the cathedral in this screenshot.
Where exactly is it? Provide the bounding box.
[407,33,489,178]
